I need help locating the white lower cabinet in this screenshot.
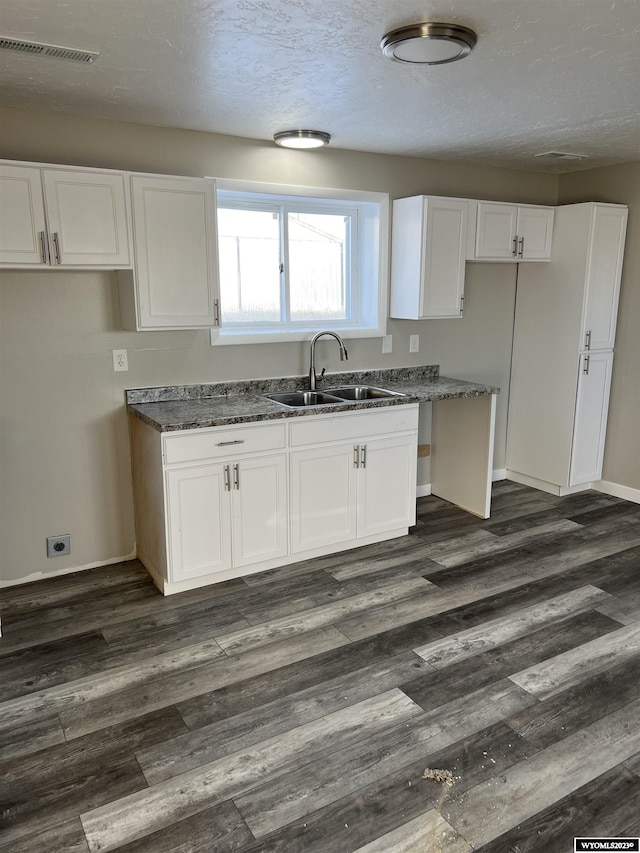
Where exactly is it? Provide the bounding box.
[130,405,419,594]
[290,443,358,553]
[166,463,233,580]
[569,351,614,487]
[290,429,418,554]
[166,453,287,582]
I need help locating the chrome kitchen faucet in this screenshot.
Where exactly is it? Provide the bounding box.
[308,331,348,391]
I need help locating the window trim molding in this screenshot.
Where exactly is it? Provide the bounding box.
[210,178,389,346]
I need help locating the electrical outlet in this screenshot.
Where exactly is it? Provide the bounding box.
[409,334,420,353]
[382,335,392,354]
[47,534,71,558]
[112,349,128,372]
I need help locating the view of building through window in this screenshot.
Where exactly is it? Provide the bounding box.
[218,206,351,326]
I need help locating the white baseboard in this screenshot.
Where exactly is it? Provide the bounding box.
[592,479,640,505]
[0,548,138,589]
[416,484,432,498]
[505,470,591,496]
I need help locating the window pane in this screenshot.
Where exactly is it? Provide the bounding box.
[218,207,281,323]
[288,212,349,322]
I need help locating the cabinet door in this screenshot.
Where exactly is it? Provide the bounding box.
[475,202,518,260]
[131,175,219,328]
[569,351,613,486]
[517,206,554,260]
[231,454,288,568]
[290,443,358,553]
[166,464,232,581]
[358,435,417,538]
[42,169,130,266]
[582,206,628,352]
[0,164,47,265]
[420,198,468,318]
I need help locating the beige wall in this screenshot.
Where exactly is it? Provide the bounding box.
[1,105,560,583]
[558,163,640,492]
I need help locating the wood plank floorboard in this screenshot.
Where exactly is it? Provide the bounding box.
[1,483,639,851]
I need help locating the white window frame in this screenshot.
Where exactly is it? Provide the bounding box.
[210,178,389,345]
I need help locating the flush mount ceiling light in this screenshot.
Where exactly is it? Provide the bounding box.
[273,130,331,149]
[380,22,477,65]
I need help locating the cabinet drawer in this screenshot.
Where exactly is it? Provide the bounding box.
[289,405,418,447]
[164,422,286,464]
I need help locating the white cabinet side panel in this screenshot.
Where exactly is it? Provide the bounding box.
[431,395,496,518]
[390,196,424,319]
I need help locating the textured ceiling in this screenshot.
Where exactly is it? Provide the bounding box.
[0,0,639,171]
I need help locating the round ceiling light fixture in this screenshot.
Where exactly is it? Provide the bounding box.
[273,130,331,149]
[380,22,477,65]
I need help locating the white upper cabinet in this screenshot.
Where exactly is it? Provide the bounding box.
[581,205,628,352]
[0,164,47,265]
[41,169,131,266]
[475,202,554,261]
[0,161,131,267]
[390,196,469,319]
[122,174,220,330]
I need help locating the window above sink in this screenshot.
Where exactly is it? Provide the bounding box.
[210,179,389,346]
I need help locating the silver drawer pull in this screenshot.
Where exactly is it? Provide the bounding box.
[233,463,240,490]
[354,445,360,468]
[585,330,592,350]
[583,355,590,375]
[216,439,245,446]
[360,444,367,469]
[512,236,518,257]
[223,464,231,491]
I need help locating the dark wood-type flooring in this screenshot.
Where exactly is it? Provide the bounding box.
[2,481,640,852]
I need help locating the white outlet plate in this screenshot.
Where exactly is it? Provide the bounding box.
[409,334,420,353]
[112,349,128,372]
[382,335,392,354]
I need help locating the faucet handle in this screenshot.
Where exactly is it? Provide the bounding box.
[318,367,326,382]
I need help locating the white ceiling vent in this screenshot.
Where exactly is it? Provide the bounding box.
[534,151,588,162]
[0,36,99,63]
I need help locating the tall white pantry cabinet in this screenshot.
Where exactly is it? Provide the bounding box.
[506,203,628,494]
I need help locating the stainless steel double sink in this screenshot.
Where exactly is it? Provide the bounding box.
[263,385,406,409]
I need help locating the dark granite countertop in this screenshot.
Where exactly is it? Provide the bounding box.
[126,366,499,432]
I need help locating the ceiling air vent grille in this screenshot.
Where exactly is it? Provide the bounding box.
[535,151,588,162]
[0,36,99,63]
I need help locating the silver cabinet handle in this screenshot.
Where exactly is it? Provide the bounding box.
[52,232,61,264]
[360,444,367,469]
[585,330,592,350]
[354,445,360,468]
[583,355,590,375]
[39,231,48,263]
[223,464,231,491]
[460,295,465,314]
[518,237,524,257]
[512,236,518,257]
[213,298,220,326]
[216,440,244,447]
[233,463,240,490]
